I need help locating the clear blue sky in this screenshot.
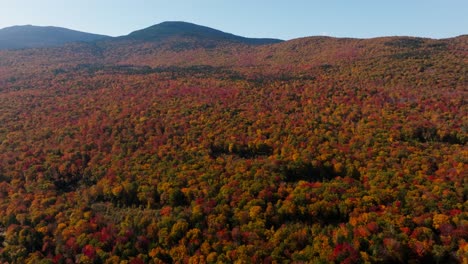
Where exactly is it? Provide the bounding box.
[0,0,466,39]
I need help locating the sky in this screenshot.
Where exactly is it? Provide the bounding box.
[0,0,467,40]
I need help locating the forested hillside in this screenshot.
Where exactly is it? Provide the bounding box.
[0,28,466,263]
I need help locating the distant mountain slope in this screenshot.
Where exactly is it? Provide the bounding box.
[0,25,109,50]
[122,21,283,45]
[90,34,466,74]
[0,22,465,75]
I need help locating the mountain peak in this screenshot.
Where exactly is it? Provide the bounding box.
[125,21,283,45]
[127,21,223,39]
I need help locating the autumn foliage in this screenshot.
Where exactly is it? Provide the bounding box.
[0,35,466,263]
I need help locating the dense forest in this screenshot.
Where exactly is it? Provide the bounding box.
[0,25,466,263]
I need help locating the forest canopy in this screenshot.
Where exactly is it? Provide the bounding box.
[0,34,466,263]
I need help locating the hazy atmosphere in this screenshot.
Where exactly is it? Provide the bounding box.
[0,0,467,39]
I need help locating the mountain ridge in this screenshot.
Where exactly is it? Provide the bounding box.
[0,21,283,50]
[1,21,465,51]
[0,25,109,50]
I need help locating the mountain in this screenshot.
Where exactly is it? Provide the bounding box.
[0,22,282,51]
[121,21,283,45]
[0,25,109,50]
